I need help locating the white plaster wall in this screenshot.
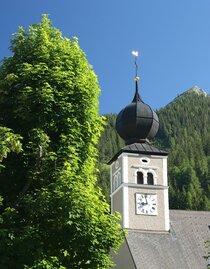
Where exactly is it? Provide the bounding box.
[128,187,168,231]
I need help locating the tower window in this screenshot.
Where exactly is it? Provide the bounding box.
[137,172,144,184]
[147,172,154,185]
[140,157,150,164]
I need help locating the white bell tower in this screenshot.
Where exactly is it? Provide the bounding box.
[109,146,169,232]
[109,52,169,232]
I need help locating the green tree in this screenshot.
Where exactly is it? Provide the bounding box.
[156,90,210,210]
[98,113,124,163]
[204,240,210,267]
[0,126,22,164]
[97,162,110,202]
[0,15,123,269]
[97,114,124,201]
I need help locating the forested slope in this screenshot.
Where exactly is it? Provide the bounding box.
[97,87,210,210]
[96,114,124,201]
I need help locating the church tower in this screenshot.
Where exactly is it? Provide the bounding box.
[109,53,169,232]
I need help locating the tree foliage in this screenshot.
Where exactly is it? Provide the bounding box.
[204,240,210,264]
[0,15,123,269]
[96,114,124,202]
[0,127,22,163]
[97,114,124,164]
[157,90,210,210]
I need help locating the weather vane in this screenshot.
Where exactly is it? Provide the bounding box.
[132,50,139,81]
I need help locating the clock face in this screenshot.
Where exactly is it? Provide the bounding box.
[136,193,157,215]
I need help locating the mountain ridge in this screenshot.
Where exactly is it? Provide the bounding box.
[166,86,209,108]
[185,85,208,96]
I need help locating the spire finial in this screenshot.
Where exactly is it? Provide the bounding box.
[132,50,139,81]
[131,50,141,103]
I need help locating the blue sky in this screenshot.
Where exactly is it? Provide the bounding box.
[1,1,210,114]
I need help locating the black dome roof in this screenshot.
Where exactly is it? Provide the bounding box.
[116,81,159,145]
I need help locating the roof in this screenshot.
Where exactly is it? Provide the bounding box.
[108,142,168,164]
[116,81,159,144]
[113,210,210,269]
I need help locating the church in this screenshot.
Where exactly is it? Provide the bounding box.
[109,54,210,268]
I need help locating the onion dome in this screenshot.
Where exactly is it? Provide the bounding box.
[116,79,159,145]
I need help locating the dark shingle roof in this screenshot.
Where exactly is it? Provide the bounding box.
[108,142,168,164]
[124,210,210,269]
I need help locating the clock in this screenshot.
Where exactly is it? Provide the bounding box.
[136,193,157,215]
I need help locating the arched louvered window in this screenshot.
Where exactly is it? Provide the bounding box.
[147,172,154,185]
[137,171,144,184]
